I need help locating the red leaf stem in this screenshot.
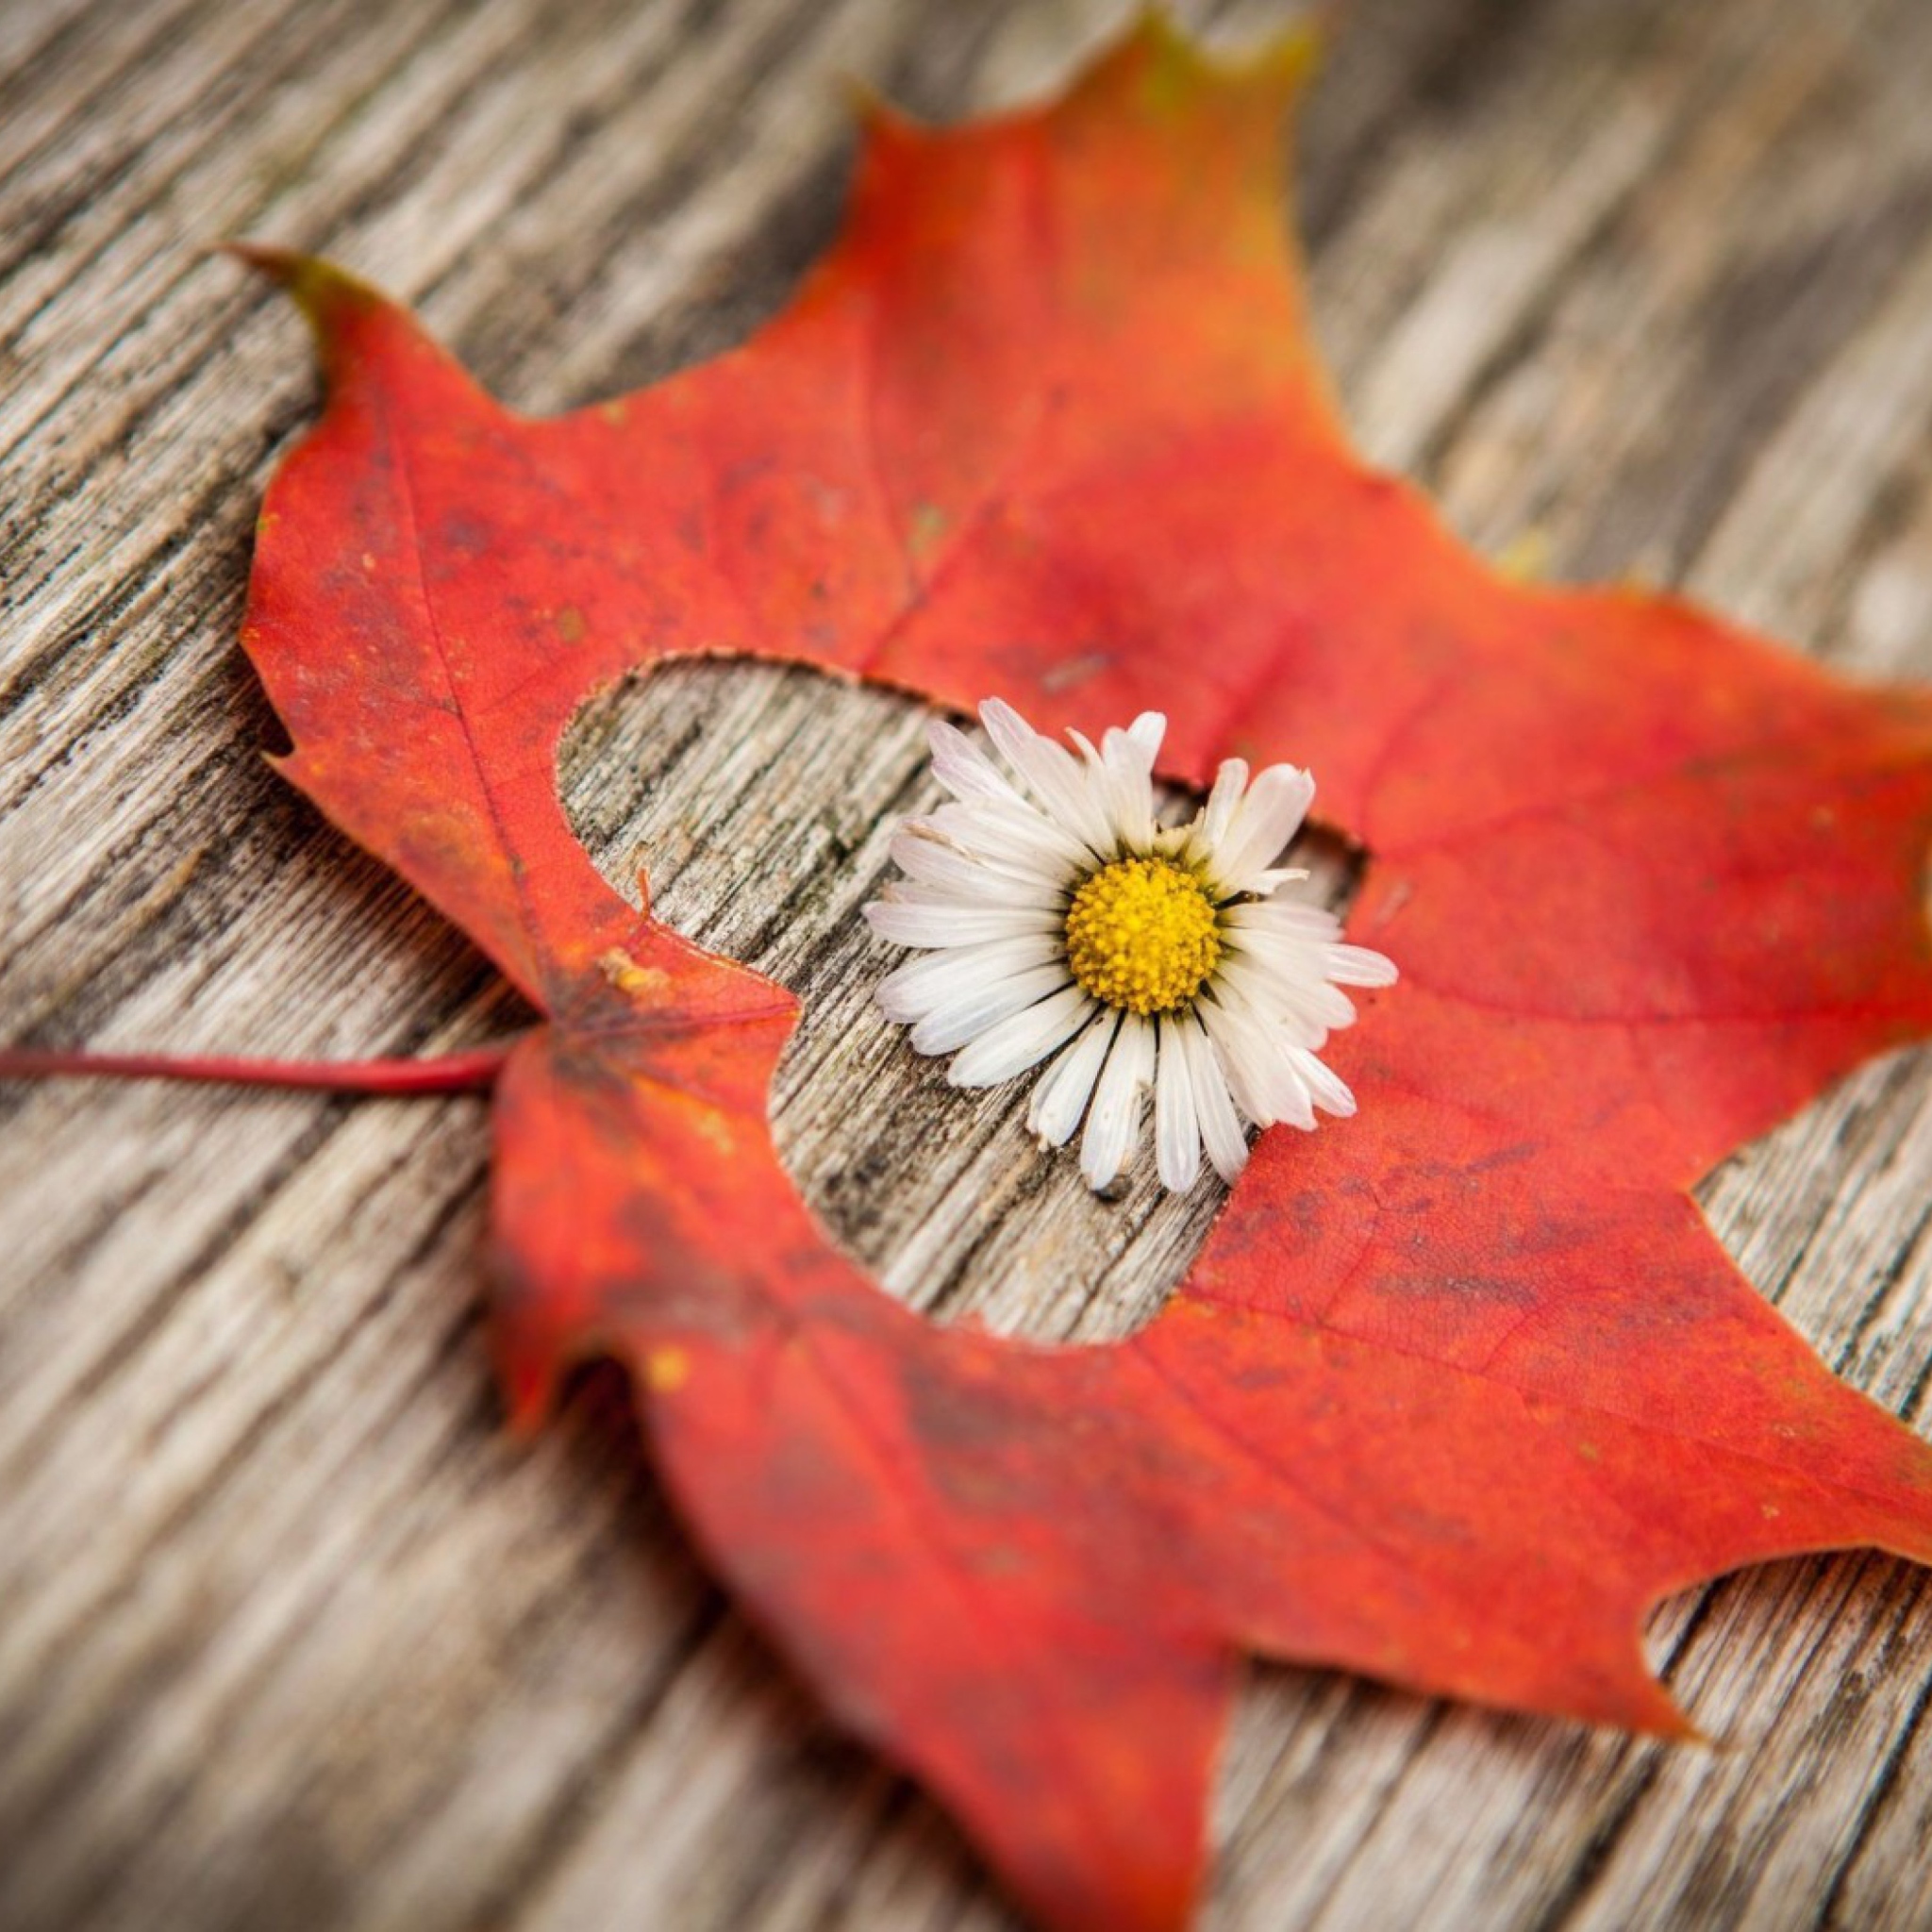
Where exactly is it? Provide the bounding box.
[0,1042,518,1095]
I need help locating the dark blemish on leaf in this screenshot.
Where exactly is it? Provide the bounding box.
[441,511,491,558]
[1375,1271,1541,1309]
[1463,1141,1541,1177]
[722,453,777,493]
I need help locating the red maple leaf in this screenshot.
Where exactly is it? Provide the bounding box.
[24,20,1932,1932]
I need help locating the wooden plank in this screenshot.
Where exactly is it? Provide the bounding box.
[4,0,1932,1926]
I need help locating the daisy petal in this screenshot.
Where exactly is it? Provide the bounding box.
[1291,1043,1357,1117]
[1080,1013,1154,1189]
[1098,713,1163,849]
[1200,757,1248,848]
[1223,900,1339,937]
[949,985,1094,1088]
[909,962,1073,1057]
[1196,995,1272,1125]
[864,900,1061,948]
[1214,763,1315,889]
[1030,1014,1117,1146]
[926,800,1090,875]
[1180,1017,1249,1183]
[888,829,1065,905]
[1217,948,1358,1038]
[1154,1016,1201,1191]
[981,698,1116,854]
[1245,866,1312,894]
[876,936,1062,1021]
[1198,991,1317,1130]
[1326,942,1399,987]
[1125,710,1166,761]
[928,719,1025,806]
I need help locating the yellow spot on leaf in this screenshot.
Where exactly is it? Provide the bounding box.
[598,948,672,999]
[645,1346,691,1392]
[1494,527,1552,583]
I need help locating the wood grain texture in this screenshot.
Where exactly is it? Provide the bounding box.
[5,0,1932,1927]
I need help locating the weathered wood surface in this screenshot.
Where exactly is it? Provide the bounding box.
[6,0,1932,1925]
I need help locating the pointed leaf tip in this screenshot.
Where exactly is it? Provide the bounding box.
[224,245,441,391]
[225,242,383,321]
[1100,5,1323,108]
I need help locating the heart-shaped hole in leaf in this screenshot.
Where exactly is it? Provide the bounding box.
[559,658,1362,1343]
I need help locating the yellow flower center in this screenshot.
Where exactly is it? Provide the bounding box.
[1064,857,1222,1015]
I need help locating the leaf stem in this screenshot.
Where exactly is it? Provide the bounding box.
[0,1041,520,1096]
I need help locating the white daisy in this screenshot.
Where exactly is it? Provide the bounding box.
[862,698,1397,1193]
